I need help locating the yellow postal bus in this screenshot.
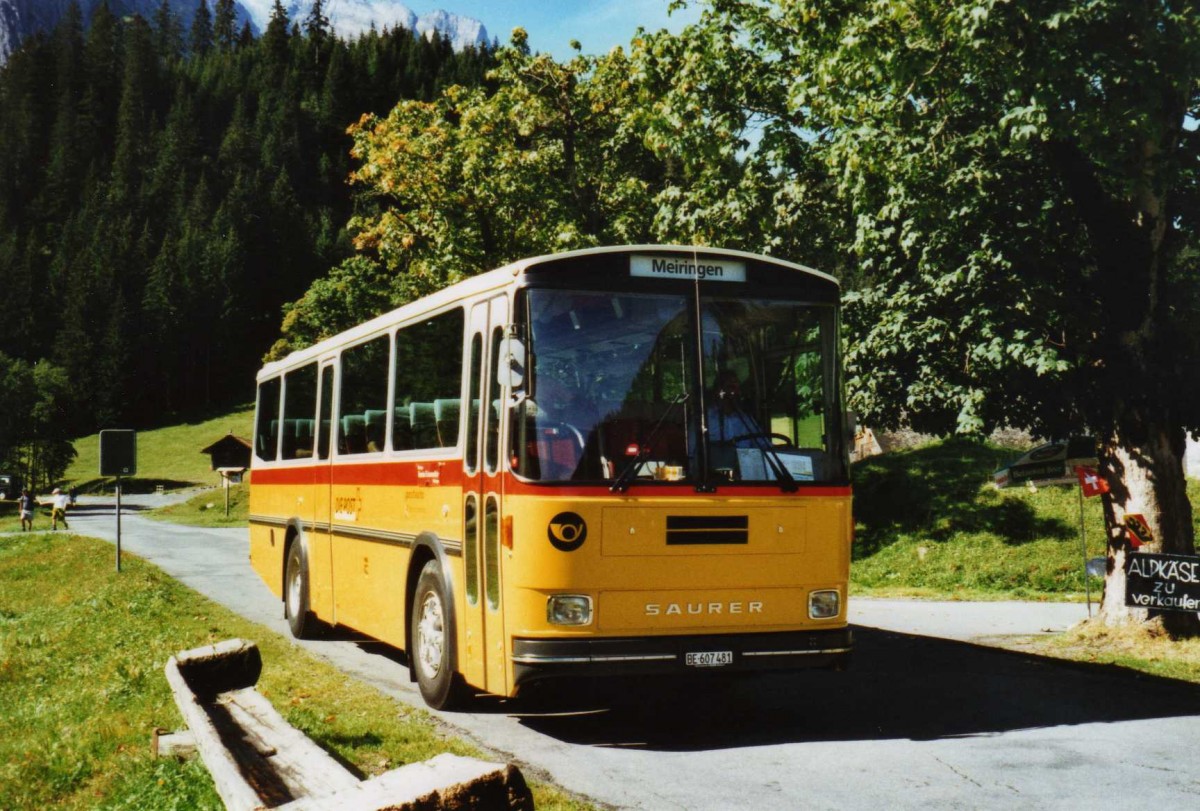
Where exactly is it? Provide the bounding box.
[250,246,853,708]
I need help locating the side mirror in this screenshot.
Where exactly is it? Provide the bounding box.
[498,337,526,389]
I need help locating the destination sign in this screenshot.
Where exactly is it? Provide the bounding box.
[1125,552,1200,612]
[631,255,747,283]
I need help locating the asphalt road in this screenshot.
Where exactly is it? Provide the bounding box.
[62,494,1200,810]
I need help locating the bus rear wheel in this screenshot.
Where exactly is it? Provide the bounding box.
[411,560,464,709]
[284,540,314,639]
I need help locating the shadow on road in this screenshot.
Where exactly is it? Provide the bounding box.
[505,626,1200,751]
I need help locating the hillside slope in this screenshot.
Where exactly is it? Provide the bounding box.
[65,406,255,492]
[852,438,1200,600]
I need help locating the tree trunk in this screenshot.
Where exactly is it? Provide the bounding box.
[1099,422,1200,636]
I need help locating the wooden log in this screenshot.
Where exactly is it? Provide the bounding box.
[277,754,534,811]
[163,640,532,810]
[165,641,275,811]
[165,639,361,810]
[152,729,197,759]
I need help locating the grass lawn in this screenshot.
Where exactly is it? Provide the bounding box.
[64,406,256,494]
[0,502,58,534]
[850,438,1200,601]
[144,484,249,527]
[0,532,591,811]
[1005,623,1200,685]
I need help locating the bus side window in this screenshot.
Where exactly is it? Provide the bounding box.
[316,366,334,460]
[281,364,317,460]
[394,308,465,451]
[254,377,282,461]
[465,334,483,471]
[485,327,504,472]
[339,334,390,456]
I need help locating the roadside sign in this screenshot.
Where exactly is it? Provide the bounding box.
[99,429,137,476]
[99,429,136,572]
[992,437,1100,616]
[1125,552,1200,612]
[993,437,1097,488]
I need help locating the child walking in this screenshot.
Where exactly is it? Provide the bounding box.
[17,489,35,531]
[50,488,69,530]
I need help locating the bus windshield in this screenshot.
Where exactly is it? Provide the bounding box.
[512,288,846,486]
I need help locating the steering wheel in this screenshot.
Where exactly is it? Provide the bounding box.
[732,432,795,448]
[542,420,586,449]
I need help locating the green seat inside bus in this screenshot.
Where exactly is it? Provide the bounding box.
[291,418,315,458]
[392,406,414,450]
[364,409,387,452]
[410,402,438,448]
[434,398,460,447]
[340,414,367,454]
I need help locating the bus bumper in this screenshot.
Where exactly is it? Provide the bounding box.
[511,628,853,689]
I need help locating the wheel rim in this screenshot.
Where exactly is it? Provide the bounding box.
[416,591,445,679]
[286,553,301,617]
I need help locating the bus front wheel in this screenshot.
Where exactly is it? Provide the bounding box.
[411,560,463,709]
[284,540,314,639]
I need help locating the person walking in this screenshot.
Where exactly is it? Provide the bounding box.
[49,488,69,530]
[17,489,35,531]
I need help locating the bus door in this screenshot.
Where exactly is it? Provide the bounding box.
[462,297,509,695]
[311,361,337,619]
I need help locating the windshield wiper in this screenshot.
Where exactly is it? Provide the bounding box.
[610,393,689,493]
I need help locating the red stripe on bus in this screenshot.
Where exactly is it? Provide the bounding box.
[251,462,466,487]
[252,465,848,497]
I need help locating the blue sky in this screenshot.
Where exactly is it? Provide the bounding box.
[407,0,702,60]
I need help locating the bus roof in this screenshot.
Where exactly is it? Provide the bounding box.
[259,245,838,379]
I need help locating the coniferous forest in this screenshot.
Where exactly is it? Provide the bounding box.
[0,0,494,461]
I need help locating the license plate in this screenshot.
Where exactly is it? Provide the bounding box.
[685,650,733,668]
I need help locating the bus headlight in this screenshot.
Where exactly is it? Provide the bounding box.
[547,595,593,626]
[809,590,840,619]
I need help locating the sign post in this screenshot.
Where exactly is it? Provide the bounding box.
[1077,484,1091,616]
[994,439,1100,613]
[99,430,137,573]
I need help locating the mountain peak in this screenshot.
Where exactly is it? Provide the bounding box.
[240,2,489,50]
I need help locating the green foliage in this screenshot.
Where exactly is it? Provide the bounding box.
[851,439,1200,600]
[0,355,77,491]
[0,6,497,436]
[275,27,848,353]
[672,0,1200,444]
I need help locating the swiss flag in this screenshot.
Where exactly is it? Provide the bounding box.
[1074,466,1109,498]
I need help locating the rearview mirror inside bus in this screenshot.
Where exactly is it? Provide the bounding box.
[499,336,526,389]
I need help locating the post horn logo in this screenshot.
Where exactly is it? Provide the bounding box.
[548,512,587,552]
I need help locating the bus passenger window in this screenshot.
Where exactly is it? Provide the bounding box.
[316,366,334,459]
[254,377,282,461]
[485,327,504,473]
[339,334,390,455]
[281,364,317,460]
[465,333,483,471]
[394,308,465,451]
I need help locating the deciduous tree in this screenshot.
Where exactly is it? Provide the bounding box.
[656,0,1200,633]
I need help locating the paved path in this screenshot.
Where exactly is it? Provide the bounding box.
[852,597,1091,642]
[55,496,1200,810]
